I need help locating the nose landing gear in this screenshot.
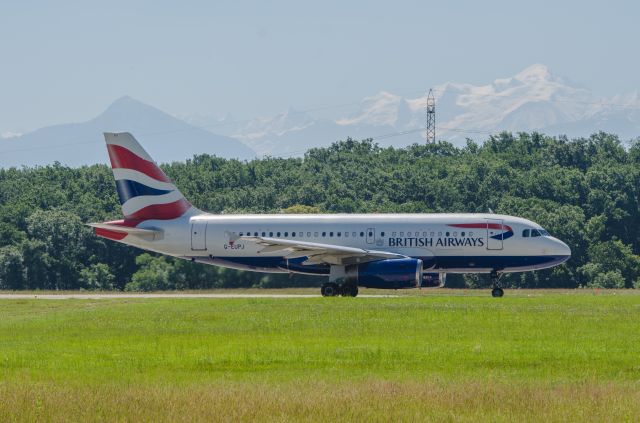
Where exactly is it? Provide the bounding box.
[490,270,504,298]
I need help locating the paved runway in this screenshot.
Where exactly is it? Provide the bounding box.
[0,293,395,299]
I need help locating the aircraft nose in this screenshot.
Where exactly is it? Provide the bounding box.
[555,239,571,260]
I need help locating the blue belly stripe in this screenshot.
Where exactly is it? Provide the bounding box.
[197,255,569,274]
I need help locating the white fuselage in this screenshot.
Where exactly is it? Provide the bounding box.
[122,212,571,276]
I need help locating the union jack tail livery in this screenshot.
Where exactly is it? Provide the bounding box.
[89,133,199,242]
[105,132,196,221]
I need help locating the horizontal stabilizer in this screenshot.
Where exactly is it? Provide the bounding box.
[87,222,162,241]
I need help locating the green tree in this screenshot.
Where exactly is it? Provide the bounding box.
[125,254,173,291]
[79,263,115,290]
[0,245,25,290]
[282,204,321,214]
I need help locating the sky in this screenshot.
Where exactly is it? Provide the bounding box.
[1,0,639,134]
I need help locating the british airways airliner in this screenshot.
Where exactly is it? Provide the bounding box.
[90,133,571,297]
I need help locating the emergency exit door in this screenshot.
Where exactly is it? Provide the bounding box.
[366,228,375,245]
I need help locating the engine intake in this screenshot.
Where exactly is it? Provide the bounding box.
[345,258,423,289]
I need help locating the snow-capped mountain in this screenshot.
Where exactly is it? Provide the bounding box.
[2,64,638,167]
[188,64,639,156]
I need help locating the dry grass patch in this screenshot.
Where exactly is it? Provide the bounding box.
[1,380,638,422]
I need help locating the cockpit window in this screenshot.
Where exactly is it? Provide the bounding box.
[524,227,550,238]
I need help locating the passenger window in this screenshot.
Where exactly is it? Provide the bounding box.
[522,229,530,238]
[329,232,333,237]
[269,232,273,237]
[360,232,364,237]
[469,231,474,236]
[422,232,427,237]
[239,232,243,236]
[438,232,442,236]
[322,232,326,237]
[345,232,349,237]
[368,231,373,237]
[392,232,397,237]
[400,232,404,237]
[292,232,295,237]
[461,231,465,237]
[284,232,288,237]
[453,232,458,237]
[262,232,266,237]
[381,232,385,237]
[314,232,318,237]
[352,232,356,237]
[308,232,312,237]
[277,232,281,237]
[430,232,434,237]
[337,232,341,237]
[446,232,450,236]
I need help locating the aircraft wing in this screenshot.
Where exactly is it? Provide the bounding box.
[240,236,406,265]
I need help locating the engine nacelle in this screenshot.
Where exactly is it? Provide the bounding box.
[345,258,423,289]
[420,272,446,288]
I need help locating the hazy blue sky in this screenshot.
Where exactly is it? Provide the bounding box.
[1,0,638,133]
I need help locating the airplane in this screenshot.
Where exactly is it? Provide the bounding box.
[90,132,571,298]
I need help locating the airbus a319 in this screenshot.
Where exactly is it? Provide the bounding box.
[90,132,571,297]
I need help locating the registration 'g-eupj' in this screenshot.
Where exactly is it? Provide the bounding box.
[90,133,571,297]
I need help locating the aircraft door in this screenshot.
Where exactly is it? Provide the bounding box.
[486,218,503,250]
[191,221,208,251]
[366,228,375,245]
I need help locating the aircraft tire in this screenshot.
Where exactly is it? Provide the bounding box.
[491,287,504,298]
[341,284,358,297]
[321,283,339,297]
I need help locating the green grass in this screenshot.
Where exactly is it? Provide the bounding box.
[0,290,639,421]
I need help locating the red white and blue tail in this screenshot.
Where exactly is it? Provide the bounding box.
[104,132,197,221]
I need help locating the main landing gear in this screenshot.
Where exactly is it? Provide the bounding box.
[490,270,504,298]
[321,282,359,297]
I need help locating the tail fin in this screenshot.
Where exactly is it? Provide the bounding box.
[104,132,195,221]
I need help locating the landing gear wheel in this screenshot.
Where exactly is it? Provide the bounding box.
[490,270,504,298]
[321,283,339,297]
[341,284,359,297]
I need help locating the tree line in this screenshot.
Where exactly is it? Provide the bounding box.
[0,131,639,290]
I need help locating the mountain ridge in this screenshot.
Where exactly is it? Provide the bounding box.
[0,96,256,168]
[2,64,639,167]
[202,64,639,155]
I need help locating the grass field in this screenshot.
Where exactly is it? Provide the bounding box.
[0,289,639,421]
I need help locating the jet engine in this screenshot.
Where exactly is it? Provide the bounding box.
[345,258,423,289]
